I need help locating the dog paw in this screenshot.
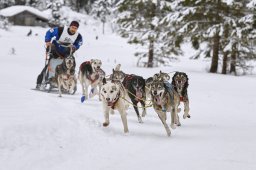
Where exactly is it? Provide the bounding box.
[81,95,87,103]
[138,117,143,123]
[142,111,147,117]
[167,131,171,137]
[124,129,129,133]
[103,122,109,127]
[171,124,176,129]
[183,114,190,119]
[58,95,62,97]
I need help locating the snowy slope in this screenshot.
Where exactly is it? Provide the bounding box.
[0,24,256,170]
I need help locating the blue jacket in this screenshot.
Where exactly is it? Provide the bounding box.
[45,27,83,54]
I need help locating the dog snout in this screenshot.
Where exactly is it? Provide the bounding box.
[97,66,100,69]
[106,97,110,101]
[153,91,157,95]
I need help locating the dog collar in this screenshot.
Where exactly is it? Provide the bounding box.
[180,96,188,102]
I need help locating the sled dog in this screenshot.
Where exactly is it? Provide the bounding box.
[100,78,129,133]
[122,74,146,123]
[78,59,105,101]
[55,55,77,97]
[171,72,190,119]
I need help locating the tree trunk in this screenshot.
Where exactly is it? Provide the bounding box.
[147,40,154,68]
[222,51,228,74]
[230,43,237,75]
[222,23,229,75]
[209,34,220,73]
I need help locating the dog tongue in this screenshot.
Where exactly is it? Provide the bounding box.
[136,90,142,99]
[155,96,162,105]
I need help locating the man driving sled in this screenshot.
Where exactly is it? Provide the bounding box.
[36,21,83,89]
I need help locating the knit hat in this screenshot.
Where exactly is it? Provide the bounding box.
[70,21,79,28]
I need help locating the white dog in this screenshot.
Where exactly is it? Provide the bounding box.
[78,59,105,101]
[100,79,129,133]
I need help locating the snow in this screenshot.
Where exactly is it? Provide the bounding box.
[222,0,234,5]
[0,21,256,170]
[0,5,48,20]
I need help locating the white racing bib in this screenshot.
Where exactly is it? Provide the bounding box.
[58,26,79,44]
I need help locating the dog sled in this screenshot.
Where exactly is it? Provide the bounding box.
[33,44,77,95]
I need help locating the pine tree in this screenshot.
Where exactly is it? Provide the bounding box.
[0,0,15,9]
[164,0,256,74]
[221,0,256,75]
[46,0,66,27]
[164,0,248,73]
[0,16,10,30]
[25,0,39,7]
[116,0,173,67]
[91,0,112,34]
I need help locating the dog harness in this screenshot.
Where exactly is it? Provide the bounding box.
[179,96,188,102]
[87,73,99,84]
[123,74,134,89]
[79,61,90,69]
[80,61,100,84]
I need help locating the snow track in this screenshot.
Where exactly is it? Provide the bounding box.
[0,26,256,170]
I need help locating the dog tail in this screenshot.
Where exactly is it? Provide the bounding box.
[115,64,121,71]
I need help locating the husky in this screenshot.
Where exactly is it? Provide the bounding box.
[78,59,105,101]
[153,70,170,81]
[150,80,181,136]
[109,64,126,83]
[100,78,129,133]
[122,74,146,123]
[54,55,77,97]
[145,71,170,101]
[171,72,190,119]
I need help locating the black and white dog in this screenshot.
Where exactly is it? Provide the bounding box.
[122,74,146,123]
[78,59,105,102]
[171,72,190,119]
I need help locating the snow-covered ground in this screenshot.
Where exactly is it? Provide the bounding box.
[0,23,256,170]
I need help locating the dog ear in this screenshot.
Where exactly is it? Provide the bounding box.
[102,77,107,85]
[115,64,121,71]
[165,74,170,80]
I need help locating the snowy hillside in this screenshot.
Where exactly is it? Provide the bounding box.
[0,23,256,170]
